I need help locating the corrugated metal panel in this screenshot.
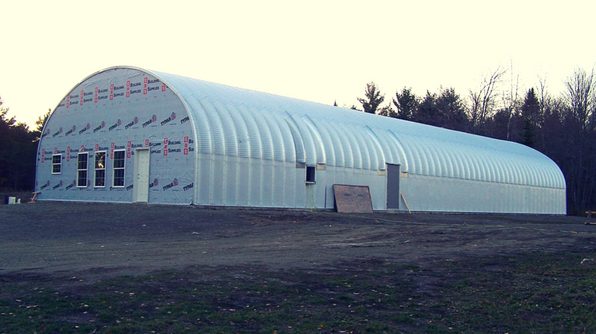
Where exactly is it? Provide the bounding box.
[302,116,326,164]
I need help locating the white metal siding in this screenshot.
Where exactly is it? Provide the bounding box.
[155,68,564,213]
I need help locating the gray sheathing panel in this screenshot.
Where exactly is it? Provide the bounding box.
[36,68,195,204]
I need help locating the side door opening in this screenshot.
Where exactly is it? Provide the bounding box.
[133,148,150,203]
[386,163,400,210]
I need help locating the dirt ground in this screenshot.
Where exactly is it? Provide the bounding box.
[1,202,595,333]
[0,202,593,278]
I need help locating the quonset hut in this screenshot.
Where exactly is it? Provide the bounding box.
[35,66,566,214]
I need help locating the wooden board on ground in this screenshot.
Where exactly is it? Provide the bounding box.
[333,184,373,213]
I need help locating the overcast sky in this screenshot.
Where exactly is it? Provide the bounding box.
[1,0,595,127]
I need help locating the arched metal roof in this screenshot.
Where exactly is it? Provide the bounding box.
[138,67,565,190]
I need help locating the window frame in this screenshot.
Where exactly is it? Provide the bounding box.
[51,154,62,175]
[306,165,316,184]
[94,151,107,188]
[76,152,88,188]
[112,149,126,188]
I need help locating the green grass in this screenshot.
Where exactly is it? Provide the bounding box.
[1,252,594,333]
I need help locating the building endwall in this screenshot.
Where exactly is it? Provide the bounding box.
[36,68,196,204]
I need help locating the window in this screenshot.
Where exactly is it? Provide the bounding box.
[94,151,106,187]
[51,154,62,174]
[306,165,316,183]
[77,152,88,187]
[112,150,125,187]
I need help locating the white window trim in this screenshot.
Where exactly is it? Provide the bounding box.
[77,152,88,188]
[51,154,62,175]
[112,149,126,188]
[94,151,107,188]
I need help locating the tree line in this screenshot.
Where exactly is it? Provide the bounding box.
[0,99,47,192]
[0,68,594,214]
[352,68,595,215]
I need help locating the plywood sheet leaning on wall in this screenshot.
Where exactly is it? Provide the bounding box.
[333,184,373,213]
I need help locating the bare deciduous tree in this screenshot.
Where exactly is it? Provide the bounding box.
[562,68,596,214]
[469,67,506,133]
[538,76,549,116]
[500,65,520,140]
[565,68,596,131]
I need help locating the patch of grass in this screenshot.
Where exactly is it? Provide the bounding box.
[1,253,594,333]
[427,252,596,333]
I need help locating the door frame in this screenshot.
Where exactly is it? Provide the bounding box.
[133,148,150,203]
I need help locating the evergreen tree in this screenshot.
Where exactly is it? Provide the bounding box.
[520,88,540,147]
[32,109,50,142]
[0,97,37,190]
[413,91,439,126]
[0,99,14,188]
[435,88,469,131]
[357,82,384,114]
[488,108,523,142]
[377,104,397,117]
[392,88,418,120]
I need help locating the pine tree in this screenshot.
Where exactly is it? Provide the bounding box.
[377,104,396,117]
[521,88,540,147]
[435,88,469,131]
[392,88,418,120]
[31,109,50,142]
[0,97,37,189]
[357,82,384,114]
[414,91,439,126]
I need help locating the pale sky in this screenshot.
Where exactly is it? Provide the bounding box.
[1,0,595,127]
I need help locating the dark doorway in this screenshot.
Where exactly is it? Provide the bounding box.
[386,163,400,209]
